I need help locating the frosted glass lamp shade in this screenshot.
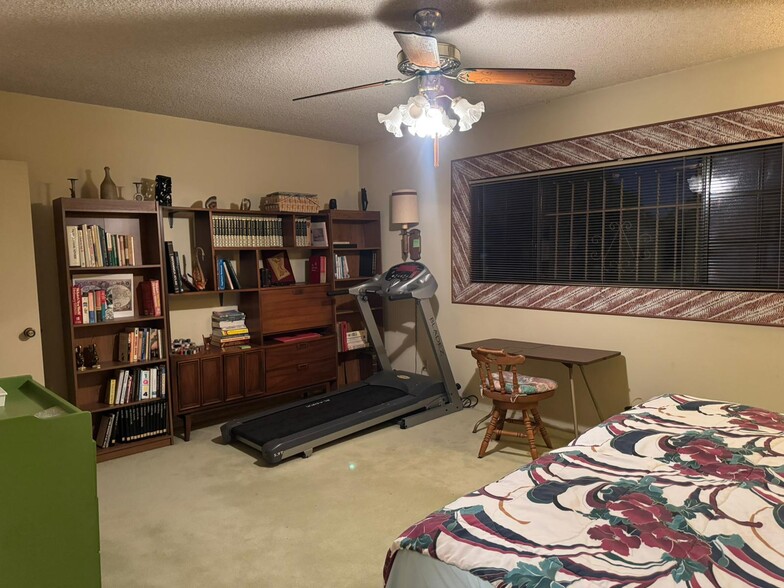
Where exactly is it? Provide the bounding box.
[390,189,419,228]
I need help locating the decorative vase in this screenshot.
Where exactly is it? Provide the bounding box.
[100,167,119,200]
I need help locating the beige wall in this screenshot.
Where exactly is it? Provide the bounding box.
[0,91,359,397]
[359,47,784,427]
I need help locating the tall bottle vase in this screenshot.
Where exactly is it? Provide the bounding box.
[100,166,119,200]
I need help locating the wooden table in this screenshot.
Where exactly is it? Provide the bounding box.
[456,338,621,438]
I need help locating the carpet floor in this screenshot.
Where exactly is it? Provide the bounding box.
[97,405,569,587]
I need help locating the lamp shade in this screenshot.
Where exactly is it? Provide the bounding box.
[390,189,419,227]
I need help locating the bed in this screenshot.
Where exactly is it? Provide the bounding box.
[384,395,784,587]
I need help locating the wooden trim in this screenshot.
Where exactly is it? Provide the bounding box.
[451,102,784,326]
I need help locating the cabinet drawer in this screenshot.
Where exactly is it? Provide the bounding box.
[265,337,336,371]
[261,285,332,334]
[265,357,337,395]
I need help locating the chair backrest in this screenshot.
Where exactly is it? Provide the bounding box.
[471,347,526,398]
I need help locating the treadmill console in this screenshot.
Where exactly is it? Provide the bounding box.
[379,261,437,299]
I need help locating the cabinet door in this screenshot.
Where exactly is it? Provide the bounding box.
[175,359,201,412]
[223,352,243,402]
[200,356,223,406]
[243,349,264,397]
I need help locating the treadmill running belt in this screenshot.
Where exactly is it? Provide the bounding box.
[233,385,409,446]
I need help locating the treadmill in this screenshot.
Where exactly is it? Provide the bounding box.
[221,261,463,464]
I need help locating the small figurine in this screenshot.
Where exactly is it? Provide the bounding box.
[361,188,368,211]
[68,178,78,199]
[205,195,218,209]
[240,198,251,211]
[133,181,144,202]
[84,343,101,369]
[155,175,173,206]
[75,345,86,371]
[192,247,207,290]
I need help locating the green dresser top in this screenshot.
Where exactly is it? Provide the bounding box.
[0,375,80,421]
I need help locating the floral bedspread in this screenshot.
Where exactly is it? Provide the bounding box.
[384,395,784,587]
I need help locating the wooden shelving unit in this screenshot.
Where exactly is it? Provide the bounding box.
[53,198,174,461]
[161,205,339,439]
[326,210,383,386]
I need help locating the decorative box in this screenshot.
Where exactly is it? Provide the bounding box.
[261,192,320,214]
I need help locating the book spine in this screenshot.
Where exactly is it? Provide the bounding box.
[151,279,161,316]
[66,226,80,266]
[217,259,226,290]
[71,285,82,324]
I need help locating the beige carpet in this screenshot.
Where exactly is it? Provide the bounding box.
[97,405,570,587]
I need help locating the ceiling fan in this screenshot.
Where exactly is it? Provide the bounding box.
[293,8,575,164]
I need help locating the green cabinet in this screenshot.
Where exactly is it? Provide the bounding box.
[0,375,101,587]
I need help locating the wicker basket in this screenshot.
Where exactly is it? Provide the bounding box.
[261,192,320,214]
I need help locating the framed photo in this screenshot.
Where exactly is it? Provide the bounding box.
[73,274,134,318]
[311,221,328,247]
[261,251,295,285]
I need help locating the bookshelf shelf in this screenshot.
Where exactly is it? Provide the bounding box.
[83,396,169,414]
[54,198,174,461]
[73,315,165,328]
[68,264,161,274]
[75,357,168,376]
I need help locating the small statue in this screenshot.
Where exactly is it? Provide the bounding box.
[240,198,251,211]
[205,195,218,209]
[361,188,368,211]
[192,247,207,290]
[68,178,78,199]
[84,343,101,369]
[75,345,86,371]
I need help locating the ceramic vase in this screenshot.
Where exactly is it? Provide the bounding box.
[100,166,119,200]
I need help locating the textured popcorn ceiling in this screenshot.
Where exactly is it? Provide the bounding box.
[1,0,783,145]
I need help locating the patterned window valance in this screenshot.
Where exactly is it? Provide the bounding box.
[451,102,784,326]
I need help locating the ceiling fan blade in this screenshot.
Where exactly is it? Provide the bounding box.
[394,31,441,68]
[293,78,412,101]
[457,68,576,86]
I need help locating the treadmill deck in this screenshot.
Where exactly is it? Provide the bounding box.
[233,385,409,447]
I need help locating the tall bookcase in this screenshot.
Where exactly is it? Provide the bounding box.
[162,206,338,440]
[54,198,173,461]
[327,210,383,385]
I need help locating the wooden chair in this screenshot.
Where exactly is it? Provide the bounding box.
[472,347,557,459]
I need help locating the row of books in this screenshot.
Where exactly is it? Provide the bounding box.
[212,215,284,247]
[337,322,369,351]
[308,254,327,284]
[66,224,136,268]
[211,310,250,348]
[118,328,163,363]
[334,255,351,279]
[104,365,167,405]
[164,241,186,293]
[95,400,168,448]
[217,258,241,290]
[71,286,114,324]
[295,218,312,246]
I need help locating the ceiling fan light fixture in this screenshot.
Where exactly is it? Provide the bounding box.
[378,107,404,137]
[451,97,485,132]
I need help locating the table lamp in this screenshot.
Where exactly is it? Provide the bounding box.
[390,189,419,261]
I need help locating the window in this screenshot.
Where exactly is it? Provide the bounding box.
[471,143,784,291]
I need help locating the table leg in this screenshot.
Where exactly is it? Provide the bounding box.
[578,365,603,422]
[567,363,579,439]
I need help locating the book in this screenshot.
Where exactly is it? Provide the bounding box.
[217,259,226,290]
[262,250,295,285]
[224,259,241,289]
[66,226,80,266]
[308,254,327,284]
[164,241,182,293]
[139,280,162,316]
[71,285,82,324]
[359,250,376,277]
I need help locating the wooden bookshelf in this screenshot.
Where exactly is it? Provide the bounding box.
[160,205,339,440]
[53,198,174,461]
[326,210,383,386]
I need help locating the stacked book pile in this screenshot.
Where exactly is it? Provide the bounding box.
[337,321,369,351]
[104,365,167,405]
[66,224,136,267]
[95,400,168,448]
[211,310,250,348]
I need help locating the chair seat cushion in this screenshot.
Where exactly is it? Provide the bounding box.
[490,372,558,396]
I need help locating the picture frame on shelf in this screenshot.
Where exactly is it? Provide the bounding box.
[311,221,328,247]
[72,274,134,318]
[261,250,295,285]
